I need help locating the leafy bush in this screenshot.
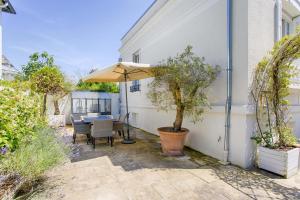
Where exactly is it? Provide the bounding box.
[0,127,67,182]
[0,80,44,151]
[76,80,119,93]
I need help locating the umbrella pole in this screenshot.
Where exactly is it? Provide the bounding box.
[122,71,136,144]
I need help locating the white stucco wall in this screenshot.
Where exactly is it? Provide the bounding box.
[119,0,300,168]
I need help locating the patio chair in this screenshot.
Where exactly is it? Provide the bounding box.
[91,120,114,148]
[112,113,130,138]
[71,115,91,144]
[71,113,83,121]
[113,121,125,138]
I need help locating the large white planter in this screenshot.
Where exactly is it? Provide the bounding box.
[48,115,66,127]
[258,146,299,178]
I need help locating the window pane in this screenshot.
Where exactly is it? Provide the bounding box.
[72,99,86,113]
[87,99,99,113]
[99,99,105,113]
[105,99,111,113]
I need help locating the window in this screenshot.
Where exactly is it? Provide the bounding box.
[71,98,111,114]
[282,19,290,36]
[132,51,140,63]
[131,51,141,92]
[130,80,140,92]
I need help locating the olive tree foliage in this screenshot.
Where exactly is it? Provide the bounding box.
[30,67,65,115]
[21,52,55,80]
[148,46,220,131]
[251,30,300,148]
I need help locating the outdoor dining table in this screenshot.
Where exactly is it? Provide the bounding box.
[80,115,125,140]
[81,115,117,124]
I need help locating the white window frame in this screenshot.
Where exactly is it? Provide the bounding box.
[131,50,141,92]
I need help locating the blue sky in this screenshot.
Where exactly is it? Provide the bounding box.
[3,0,153,80]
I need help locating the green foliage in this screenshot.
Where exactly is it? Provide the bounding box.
[251,31,300,148]
[148,46,220,131]
[76,80,119,93]
[0,80,44,151]
[30,66,64,95]
[30,66,66,115]
[21,52,55,80]
[0,127,67,182]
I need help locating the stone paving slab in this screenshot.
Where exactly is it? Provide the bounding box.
[29,127,300,200]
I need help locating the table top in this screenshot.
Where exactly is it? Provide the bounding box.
[81,116,118,123]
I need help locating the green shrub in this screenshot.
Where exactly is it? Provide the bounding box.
[76,80,119,93]
[0,80,44,151]
[0,127,67,181]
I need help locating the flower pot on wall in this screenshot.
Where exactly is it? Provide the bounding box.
[48,114,66,128]
[258,146,299,178]
[158,127,189,156]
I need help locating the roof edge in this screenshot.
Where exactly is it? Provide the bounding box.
[121,0,157,40]
[2,0,16,14]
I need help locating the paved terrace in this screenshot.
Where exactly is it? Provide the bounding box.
[30,127,300,200]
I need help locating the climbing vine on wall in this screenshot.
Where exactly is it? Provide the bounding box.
[251,30,300,148]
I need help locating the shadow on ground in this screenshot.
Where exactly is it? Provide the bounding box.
[62,126,300,200]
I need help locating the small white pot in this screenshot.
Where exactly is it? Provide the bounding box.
[258,146,299,178]
[48,114,66,127]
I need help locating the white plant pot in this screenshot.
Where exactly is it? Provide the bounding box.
[48,114,66,127]
[258,146,299,178]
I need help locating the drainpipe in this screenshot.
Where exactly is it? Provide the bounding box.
[223,0,233,165]
[275,0,282,42]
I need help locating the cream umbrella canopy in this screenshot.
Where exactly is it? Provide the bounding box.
[82,62,154,144]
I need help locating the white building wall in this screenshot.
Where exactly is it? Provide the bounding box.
[119,0,300,168]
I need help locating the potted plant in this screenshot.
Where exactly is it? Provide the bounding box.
[251,31,300,178]
[148,46,220,156]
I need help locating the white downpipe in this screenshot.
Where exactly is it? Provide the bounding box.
[223,0,233,165]
[275,0,283,42]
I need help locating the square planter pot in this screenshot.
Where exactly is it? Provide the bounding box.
[48,114,66,127]
[258,146,299,178]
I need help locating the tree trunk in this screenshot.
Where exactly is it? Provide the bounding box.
[43,93,47,116]
[172,83,184,131]
[174,105,184,131]
[54,99,60,115]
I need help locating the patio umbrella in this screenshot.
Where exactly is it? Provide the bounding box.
[82,62,154,144]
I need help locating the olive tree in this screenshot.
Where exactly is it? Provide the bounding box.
[30,67,64,115]
[148,46,220,131]
[22,52,55,80]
